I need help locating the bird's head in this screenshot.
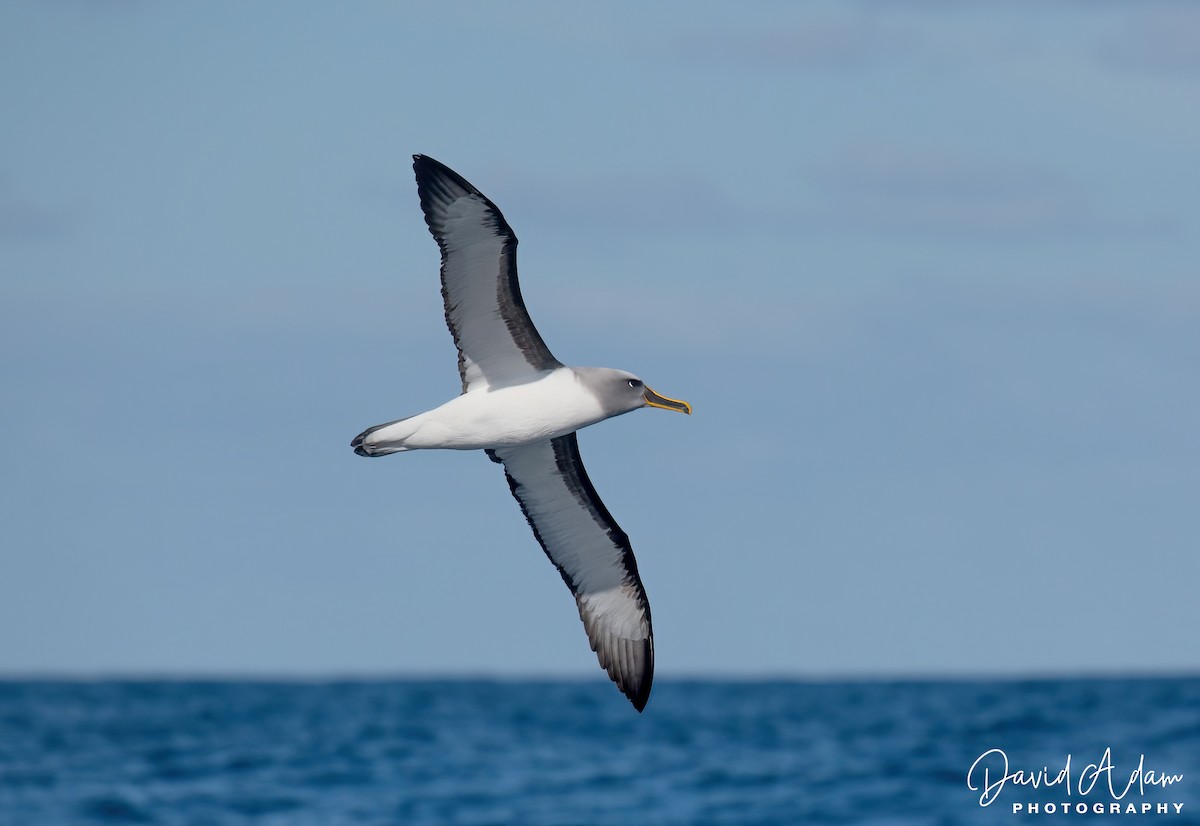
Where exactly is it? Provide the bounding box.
[594,369,692,417]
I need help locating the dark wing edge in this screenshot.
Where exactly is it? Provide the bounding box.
[412,154,560,391]
[489,435,655,712]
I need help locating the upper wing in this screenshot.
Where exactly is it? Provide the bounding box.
[489,434,654,711]
[414,155,561,392]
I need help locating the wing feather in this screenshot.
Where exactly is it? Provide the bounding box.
[490,434,654,711]
[414,155,560,391]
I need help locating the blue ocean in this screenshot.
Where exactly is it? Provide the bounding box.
[1,678,1196,825]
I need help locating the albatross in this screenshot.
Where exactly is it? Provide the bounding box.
[351,155,691,711]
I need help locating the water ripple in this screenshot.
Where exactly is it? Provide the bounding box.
[0,677,1196,825]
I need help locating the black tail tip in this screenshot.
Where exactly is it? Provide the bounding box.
[351,432,373,457]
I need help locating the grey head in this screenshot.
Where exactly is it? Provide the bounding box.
[574,367,693,418]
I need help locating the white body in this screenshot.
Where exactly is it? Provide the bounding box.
[361,367,611,452]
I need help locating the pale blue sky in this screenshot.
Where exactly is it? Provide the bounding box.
[2,1,1197,678]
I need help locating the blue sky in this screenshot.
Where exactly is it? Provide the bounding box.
[2,1,1197,678]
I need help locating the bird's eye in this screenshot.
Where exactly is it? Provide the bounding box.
[628,379,642,388]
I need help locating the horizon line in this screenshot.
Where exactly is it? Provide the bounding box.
[1,667,1196,684]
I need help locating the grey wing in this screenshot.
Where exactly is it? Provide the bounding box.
[413,154,561,392]
[489,434,654,711]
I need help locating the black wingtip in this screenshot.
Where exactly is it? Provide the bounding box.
[629,685,651,713]
[410,154,517,248]
[412,153,453,179]
[624,648,653,712]
[413,153,479,194]
[608,634,653,712]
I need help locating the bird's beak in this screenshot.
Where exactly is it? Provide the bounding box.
[643,386,692,415]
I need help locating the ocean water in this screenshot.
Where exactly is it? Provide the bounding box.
[1,677,1197,825]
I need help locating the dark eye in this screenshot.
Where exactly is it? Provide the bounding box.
[627,379,642,389]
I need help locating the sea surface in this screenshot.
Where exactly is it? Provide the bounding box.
[1,677,1197,825]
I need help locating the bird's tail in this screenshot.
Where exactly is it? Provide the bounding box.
[351,415,417,457]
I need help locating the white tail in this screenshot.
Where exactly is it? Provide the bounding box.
[351,415,417,457]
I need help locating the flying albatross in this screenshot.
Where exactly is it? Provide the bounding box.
[351,155,691,711]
